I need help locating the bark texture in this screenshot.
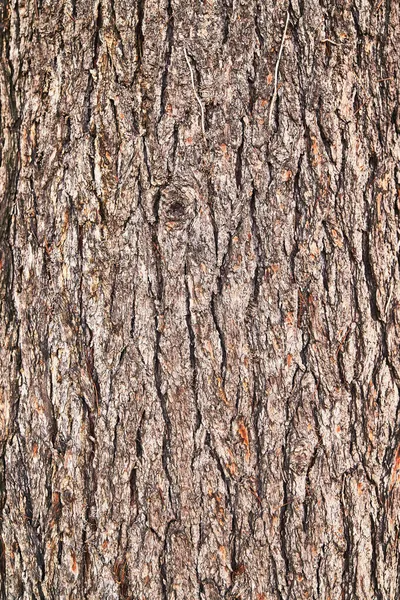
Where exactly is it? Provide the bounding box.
[1,0,400,598]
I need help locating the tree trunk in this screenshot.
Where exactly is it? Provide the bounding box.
[1,0,400,598]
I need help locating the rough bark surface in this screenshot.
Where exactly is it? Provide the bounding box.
[1,0,400,598]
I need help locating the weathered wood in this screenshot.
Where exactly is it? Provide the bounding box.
[1,0,400,598]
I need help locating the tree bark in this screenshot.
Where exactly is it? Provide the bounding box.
[1,0,400,598]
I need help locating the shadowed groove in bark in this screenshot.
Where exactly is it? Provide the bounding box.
[249,184,264,302]
[184,261,201,433]
[150,190,178,528]
[159,0,174,121]
[222,0,233,45]
[0,0,21,592]
[210,292,227,384]
[235,118,245,189]
[135,0,145,69]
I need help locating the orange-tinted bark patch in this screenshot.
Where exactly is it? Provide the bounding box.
[71,551,77,573]
[237,419,250,460]
[390,446,400,491]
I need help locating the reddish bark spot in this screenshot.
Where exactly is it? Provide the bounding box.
[395,446,400,470]
[218,545,227,561]
[71,551,77,573]
[233,563,245,576]
[389,446,400,491]
[216,377,229,405]
[225,448,237,475]
[285,311,294,325]
[237,419,250,460]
